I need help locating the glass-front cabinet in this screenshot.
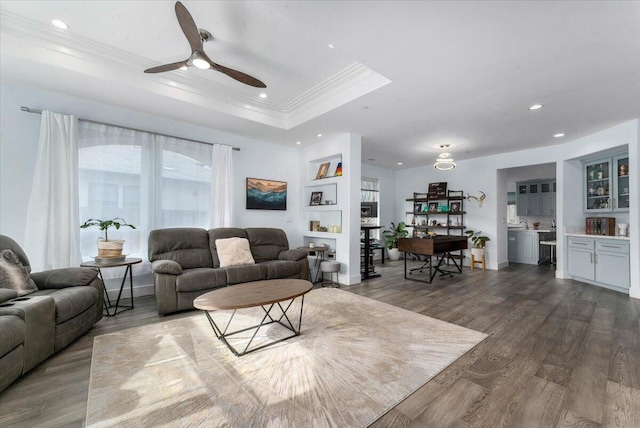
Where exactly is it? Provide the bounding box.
[615,155,630,211]
[583,153,629,213]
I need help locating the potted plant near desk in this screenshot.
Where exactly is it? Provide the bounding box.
[80,218,136,259]
[383,222,409,261]
[464,229,490,259]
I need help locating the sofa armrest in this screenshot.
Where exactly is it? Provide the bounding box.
[30,268,98,290]
[278,249,309,262]
[151,260,182,275]
[0,289,18,303]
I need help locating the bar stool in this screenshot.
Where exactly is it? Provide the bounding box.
[320,261,340,287]
[540,240,557,268]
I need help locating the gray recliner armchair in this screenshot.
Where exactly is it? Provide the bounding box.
[0,235,104,392]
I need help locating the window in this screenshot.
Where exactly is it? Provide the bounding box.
[78,123,212,274]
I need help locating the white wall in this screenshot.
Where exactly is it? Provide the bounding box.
[0,83,301,296]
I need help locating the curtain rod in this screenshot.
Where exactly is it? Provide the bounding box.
[20,106,240,151]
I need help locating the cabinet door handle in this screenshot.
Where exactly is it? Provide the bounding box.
[573,242,588,247]
[601,244,620,249]
[590,253,593,263]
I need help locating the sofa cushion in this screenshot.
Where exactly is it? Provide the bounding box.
[245,228,289,263]
[175,268,227,293]
[148,228,213,269]
[32,287,99,324]
[0,250,38,296]
[263,260,303,279]
[0,235,33,273]
[0,315,25,357]
[208,228,248,268]
[225,263,269,285]
[216,238,255,268]
[30,268,98,289]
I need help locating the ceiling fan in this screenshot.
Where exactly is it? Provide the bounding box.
[144,1,266,88]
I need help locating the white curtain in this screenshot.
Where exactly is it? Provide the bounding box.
[25,111,81,271]
[210,144,233,227]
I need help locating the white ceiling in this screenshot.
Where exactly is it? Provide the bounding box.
[1,1,639,169]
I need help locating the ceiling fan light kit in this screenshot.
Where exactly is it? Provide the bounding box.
[143,1,266,88]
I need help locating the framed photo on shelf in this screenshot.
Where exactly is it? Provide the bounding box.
[414,203,422,213]
[315,162,330,179]
[310,191,323,206]
[428,202,438,212]
[449,201,461,213]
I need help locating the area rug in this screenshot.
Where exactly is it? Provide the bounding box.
[86,288,486,427]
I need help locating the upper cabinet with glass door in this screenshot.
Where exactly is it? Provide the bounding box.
[583,153,629,212]
[614,155,629,211]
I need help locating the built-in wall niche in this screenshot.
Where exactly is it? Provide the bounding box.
[303,236,336,251]
[308,154,343,181]
[305,181,338,206]
[307,210,342,234]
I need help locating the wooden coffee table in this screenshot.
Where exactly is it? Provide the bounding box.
[193,279,313,356]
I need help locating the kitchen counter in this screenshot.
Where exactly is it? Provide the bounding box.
[508,228,555,233]
[565,233,630,241]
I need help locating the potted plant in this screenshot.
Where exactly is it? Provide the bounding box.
[383,221,409,261]
[80,218,136,259]
[464,229,490,259]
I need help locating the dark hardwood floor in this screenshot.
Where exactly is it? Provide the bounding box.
[1,261,638,427]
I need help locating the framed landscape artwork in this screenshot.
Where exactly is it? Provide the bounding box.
[246,178,287,210]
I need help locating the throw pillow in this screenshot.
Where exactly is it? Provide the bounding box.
[215,238,256,268]
[0,249,38,296]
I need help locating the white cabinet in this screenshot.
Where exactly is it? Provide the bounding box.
[508,231,539,264]
[516,180,555,217]
[567,236,630,291]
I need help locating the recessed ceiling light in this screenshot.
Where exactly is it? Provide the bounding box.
[317,133,322,137]
[296,141,301,145]
[554,133,565,138]
[328,43,334,49]
[259,93,267,99]
[52,19,69,30]
[528,103,544,110]
[397,162,403,165]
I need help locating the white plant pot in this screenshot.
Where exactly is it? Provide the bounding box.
[470,247,485,258]
[387,248,401,261]
[97,239,125,258]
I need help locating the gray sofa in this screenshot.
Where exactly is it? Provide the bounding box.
[0,235,104,392]
[148,227,310,315]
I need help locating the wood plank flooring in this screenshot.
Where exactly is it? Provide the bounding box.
[1,261,638,427]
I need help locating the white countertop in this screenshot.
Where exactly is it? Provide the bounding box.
[508,228,555,233]
[565,233,630,241]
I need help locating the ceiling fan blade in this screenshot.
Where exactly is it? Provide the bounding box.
[144,60,187,73]
[202,54,266,88]
[175,1,202,52]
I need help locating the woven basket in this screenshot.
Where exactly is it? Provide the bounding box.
[97,239,125,258]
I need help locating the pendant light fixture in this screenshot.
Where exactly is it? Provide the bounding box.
[434,144,456,171]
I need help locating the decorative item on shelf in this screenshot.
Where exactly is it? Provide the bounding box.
[310,221,320,232]
[467,191,486,207]
[428,202,438,212]
[414,203,422,213]
[246,178,287,210]
[586,217,615,235]
[617,223,628,237]
[589,183,596,196]
[310,191,323,206]
[382,222,409,261]
[80,218,136,259]
[411,216,416,225]
[532,222,540,230]
[334,162,343,176]
[619,164,628,176]
[315,162,330,179]
[429,218,438,226]
[427,182,447,199]
[597,184,605,196]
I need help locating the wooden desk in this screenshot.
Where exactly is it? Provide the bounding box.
[397,237,467,283]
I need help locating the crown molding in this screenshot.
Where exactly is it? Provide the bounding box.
[1,10,390,130]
